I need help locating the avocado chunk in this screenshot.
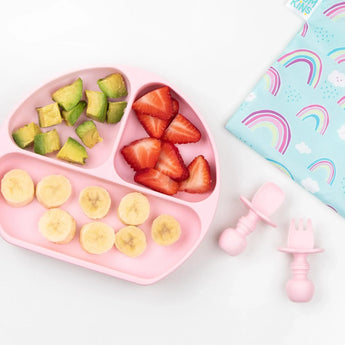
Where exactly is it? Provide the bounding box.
[52,78,83,111]
[34,129,61,155]
[75,120,103,148]
[62,101,87,126]
[12,122,41,148]
[37,102,62,128]
[97,73,128,98]
[107,101,127,123]
[57,137,88,165]
[85,90,107,122]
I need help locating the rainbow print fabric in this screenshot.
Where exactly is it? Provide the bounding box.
[226,0,345,216]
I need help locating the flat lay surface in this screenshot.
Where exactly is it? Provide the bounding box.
[0,0,344,344]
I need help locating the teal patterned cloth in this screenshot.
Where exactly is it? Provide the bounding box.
[226,0,345,216]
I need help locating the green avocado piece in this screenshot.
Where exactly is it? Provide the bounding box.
[97,73,128,98]
[85,90,107,122]
[107,101,127,123]
[52,78,83,111]
[12,122,41,148]
[57,137,88,165]
[34,129,61,155]
[62,100,87,126]
[75,120,103,148]
[37,102,62,128]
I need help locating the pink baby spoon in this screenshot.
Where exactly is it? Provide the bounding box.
[219,182,285,256]
[279,219,323,303]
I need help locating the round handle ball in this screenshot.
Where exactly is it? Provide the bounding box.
[286,279,314,303]
[218,228,247,256]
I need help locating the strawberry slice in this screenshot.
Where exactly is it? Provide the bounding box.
[136,112,169,139]
[179,155,212,193]
[121,138,161,171]
[134,168,179,195]
[155,142,189,181]
[132,86,173,120]
[162,114,201,144]
[172,98,179,115]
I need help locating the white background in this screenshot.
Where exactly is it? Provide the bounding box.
[0,0,344,344]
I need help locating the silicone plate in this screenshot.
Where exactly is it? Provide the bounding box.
[0,66,220,285]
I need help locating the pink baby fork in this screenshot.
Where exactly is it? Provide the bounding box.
[279,219,323,303]
[219,182,285,256]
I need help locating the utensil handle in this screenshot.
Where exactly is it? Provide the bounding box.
[236,210,259,237]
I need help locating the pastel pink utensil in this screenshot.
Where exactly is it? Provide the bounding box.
[279,219,323,303]
[219,182,285,256]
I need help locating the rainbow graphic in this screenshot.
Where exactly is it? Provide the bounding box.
[277,49,322,89]
[328,47,345,64]
[263,67,281,96]
[266,158,294,180]
[300,23,309,37]
[296,105,329,135]
[308,158,336,185]
[242,110,291,155]
[337,96,345,109]
[324,2,345,20]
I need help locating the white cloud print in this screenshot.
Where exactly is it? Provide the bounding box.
[245,92,256,102]
[328,70,345,87]
[338,125,345,140]
[301,178,320,193]
[295,142,311,154]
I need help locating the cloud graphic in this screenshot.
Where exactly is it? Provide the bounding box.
[301,178,320,193]
[245,92,256,102]
[337,124,345,140]
[295,142,311,154]
[328,70,345,87]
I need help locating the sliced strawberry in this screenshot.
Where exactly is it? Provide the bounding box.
[121,138,161,171]
[155,142,189,181]
[179,155,212,193]
[162,114,201,144]
[132,86,173,120]
[172,98,179,115]
[136,112,169,139]
[134,168,179,195]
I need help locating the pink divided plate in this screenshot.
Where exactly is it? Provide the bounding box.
[0,66,220,285]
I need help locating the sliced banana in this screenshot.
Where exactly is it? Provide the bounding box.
[1,169,35,207]
[80,222,115,254]
[36,175,72,208]
[115,226,147,257]
[151,215,181,246]
[118,192,150,225]
[79,186,111,219]
[38,208,76,244]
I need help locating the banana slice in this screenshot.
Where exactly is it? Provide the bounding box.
[118,192,150,225]
[151,215,181,246]
[1,169,35,207]
[79,186,111,219]
[38,208,76,244]
[36,175,72,208]
[115,226,147,257]
[80,222,115,254]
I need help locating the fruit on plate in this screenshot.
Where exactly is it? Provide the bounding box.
[36,175,72,208]
[36,102,62,128]
[114,226,147,257]
[151,214,181,246]
[132,86,173,120]
[76,120,103,149]
[162,113,201,144]
[34,129,61,155]
[134,168,179,195]
[107,101,127,123]
[97,73,128,98]
[172,98,179,115]
[79,186,111,219]
[117,192,150,225]
[121,138,161,171]
[85,90,107,123]
[62,100,86,126]
[57,137,88,165]
[38,208,76,244]
[80,221,115,254]
[52,78,83,111]
[12,122,41,149]
[136,112,169,139]
[155,142,189,181]
[1,169,34,207]
[179,155,212,193]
